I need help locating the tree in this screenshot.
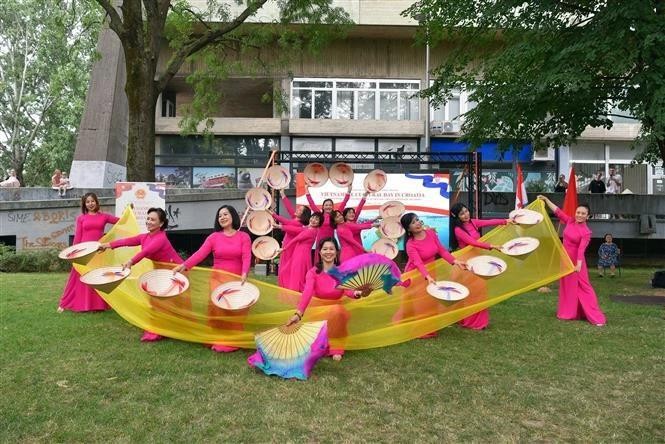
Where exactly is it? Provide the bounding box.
[0,0,102,186]
[92,0,351,182]
[404,0,665,164]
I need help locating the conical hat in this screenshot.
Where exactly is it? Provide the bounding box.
[329,163,354,188]
[138,270,189,298]
[363,169,387,193]
[266,165,291,190]
[509,208,543,225]
[252,236,280,260]
[379,201,405,218]
[303,163,328,188]
[379,216,405,239]
[466,255,508,277]
[426,281,470,301]
[211,281,260,310]
[59,241,100,265]
[245,187,272,211]
[246,210,274,236]
[501,237,540,256]
[370,238,399,259]
[80,266,130,293]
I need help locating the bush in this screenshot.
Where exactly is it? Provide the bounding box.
[0,245,71,273]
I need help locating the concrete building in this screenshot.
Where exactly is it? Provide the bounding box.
[69,0,663,195]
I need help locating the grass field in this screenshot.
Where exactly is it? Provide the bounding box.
[1,268,663,442]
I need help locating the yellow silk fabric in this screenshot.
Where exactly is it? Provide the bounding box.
[75,200,573,350]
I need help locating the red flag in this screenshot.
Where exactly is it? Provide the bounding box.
[515,163,528,209]
[562,166,578,217]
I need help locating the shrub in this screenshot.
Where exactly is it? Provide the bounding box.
[0,246,71,273]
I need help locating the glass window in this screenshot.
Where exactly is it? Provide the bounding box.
[609,142,635,160]
[399,91,419,120]
[335,138,375,170]
[314,90,332,119]
[292,138,332,152]
[380,91,398,120]
[357,92,375,120]
[570,142,606,161]
[291,78,419,121]
[337,90,354,119]
[292,90,312,119]
[448,97,460,120]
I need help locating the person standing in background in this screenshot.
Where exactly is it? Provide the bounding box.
[0,169,20,188]
[589,172,606,194]
[606,166,622,194]
[554,174,568,192]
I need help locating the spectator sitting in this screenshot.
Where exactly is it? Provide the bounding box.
[554,174,568,192]
[597,233,620,278]
[51,169,62,188]
[51,170,72,197]
[589,172,606,194]
[0,169,21,188]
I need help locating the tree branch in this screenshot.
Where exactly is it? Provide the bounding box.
[156,0,269,93]
[94,0,125,37]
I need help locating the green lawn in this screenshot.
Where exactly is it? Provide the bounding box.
[1,269,663,442]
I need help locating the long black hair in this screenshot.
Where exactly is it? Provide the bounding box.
[315,237,340,273]
[330,210,344,228]
[148,207,169,230]
[309,211,324,227]
[400,212,418,240]
[80,192,99,214]
[298,206,312,226]
[449,202,477,251]
[342,207,355,221]
[213,205,240,231]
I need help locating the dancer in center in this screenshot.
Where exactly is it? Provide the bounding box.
[331,209,378,263]
[305,183,351,241]
[173,205,252,352]
[274,212,323,291]
[400,212,466,338]
[450,202,513,330]
[286,238,367,361]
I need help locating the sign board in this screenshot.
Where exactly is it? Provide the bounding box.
[114,182,166,233]
[295,172,451,249]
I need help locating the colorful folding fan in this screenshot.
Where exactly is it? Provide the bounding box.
[247,321,329,380]
[327,253,410,295]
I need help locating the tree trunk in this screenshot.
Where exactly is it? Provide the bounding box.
[124,53,157,182]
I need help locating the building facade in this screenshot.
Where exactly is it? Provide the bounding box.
[71,0,663,195]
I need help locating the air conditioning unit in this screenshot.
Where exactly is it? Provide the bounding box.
[442,120,460,134]
[430,121,444,135]
[533,147,555,161]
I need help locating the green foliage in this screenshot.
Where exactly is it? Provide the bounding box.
[404,0,665,164]
[0,245,70,272]
[174,1,352,135]
[0,0,102,186]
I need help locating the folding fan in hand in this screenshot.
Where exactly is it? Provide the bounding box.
[248,321,329,380]
[327,253,410,295]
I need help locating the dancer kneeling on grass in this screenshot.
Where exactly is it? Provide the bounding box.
[537,195,606,326]
[450,202,514,330]
[99,207,183,342]
[173,205,252,353]
[286,238,368,361]
[400,212,466,338]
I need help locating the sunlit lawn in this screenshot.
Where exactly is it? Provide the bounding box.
[1,269,663,442]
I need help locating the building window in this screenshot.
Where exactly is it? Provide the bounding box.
[291,78,420,120]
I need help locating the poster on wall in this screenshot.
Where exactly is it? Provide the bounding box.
[295,172,451,249]
[155,166,191,188]
[115,182,166,233]
[237,167,265,190]
[193,167,236,189]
